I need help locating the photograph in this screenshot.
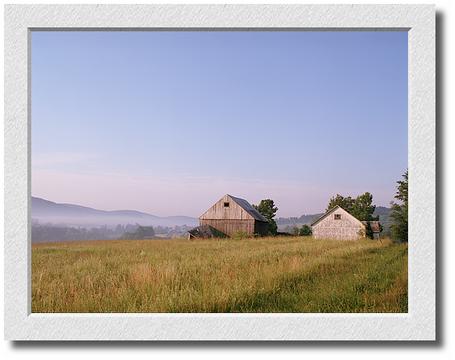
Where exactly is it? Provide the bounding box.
[31,30,408,314]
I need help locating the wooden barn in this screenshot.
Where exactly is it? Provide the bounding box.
[193,194,269,238]
[311,205,381,240]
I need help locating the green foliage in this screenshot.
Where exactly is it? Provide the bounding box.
[299,224,312,236]
[326,194,355,213]
[326,192,377,221]
[390,170,408,243]
[365,222,374,239]
[354,192,377,221]
[122,225,155,240]
[254,199,278,235]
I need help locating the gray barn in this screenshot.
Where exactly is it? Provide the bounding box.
[197,194,269,237]
[311,205,381,240]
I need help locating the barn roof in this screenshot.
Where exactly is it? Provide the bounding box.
[310,205,365,227]
[228,195,268,222]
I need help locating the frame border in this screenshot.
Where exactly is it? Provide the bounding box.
[4,4,435,341]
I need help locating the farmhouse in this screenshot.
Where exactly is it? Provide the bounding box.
[189,194,269,238]
[311,205,381,240]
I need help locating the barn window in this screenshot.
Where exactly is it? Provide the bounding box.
[224,202,230,208]
[334,214,341,220]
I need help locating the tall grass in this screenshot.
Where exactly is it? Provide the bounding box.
[32,237,407,313]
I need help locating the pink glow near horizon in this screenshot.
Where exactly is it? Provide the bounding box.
[32,169,395,218]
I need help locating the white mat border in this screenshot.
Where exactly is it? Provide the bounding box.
[4,4,435,341]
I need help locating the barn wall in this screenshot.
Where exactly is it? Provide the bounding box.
[200,195,251,220]
[312,208,365,240]
[200,219,255,236]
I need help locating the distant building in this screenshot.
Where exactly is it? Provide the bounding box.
[311,205,381,240]
[189,194,269,239]
[362,220,382,240]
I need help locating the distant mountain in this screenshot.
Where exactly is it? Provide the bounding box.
[373,206,392,235]
[374,206,392,217]
[31,197,198,228]
[276,213,323,227]
[32,196,393,235]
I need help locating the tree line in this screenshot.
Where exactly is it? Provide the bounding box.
[252,169,408,242]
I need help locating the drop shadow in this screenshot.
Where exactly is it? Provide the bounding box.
[434,9,444,347]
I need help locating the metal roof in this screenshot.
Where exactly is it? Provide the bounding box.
[228,195,268,222]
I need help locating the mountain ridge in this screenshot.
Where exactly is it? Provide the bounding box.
[32,196,391,232]
[32,196,198,227]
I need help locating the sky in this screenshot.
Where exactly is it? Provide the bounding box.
[31,31,407,217]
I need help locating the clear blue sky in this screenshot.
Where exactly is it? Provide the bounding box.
[32,31,407,217]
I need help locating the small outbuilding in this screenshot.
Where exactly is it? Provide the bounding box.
[311,205,381,240]
[187,224,227,240]
[362,221,382,240]
[190,194,269,238]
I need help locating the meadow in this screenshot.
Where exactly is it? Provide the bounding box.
[32,237,407,313]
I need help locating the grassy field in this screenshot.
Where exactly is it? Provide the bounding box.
[32,236,407,313]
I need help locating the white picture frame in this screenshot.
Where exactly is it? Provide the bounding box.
[4,4,435,341]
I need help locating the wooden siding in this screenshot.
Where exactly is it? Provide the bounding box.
[312,207,365,240]
[198,195,269,237]
[200,219,255,236]
[200,195,253,220]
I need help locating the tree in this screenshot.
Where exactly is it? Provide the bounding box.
[299,224,312,236]
[254,199,278,235]
[390,170,408,242]
[326,192,376,221]
[352,192,377,221]
[326,194,355,213]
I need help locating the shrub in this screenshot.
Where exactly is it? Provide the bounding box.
[299,225,312,236]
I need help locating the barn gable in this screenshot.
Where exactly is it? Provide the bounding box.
[199,194,267,222]
[194,194,269,237]
[311,205,365,228]
[229,195,268,222]
[311,206,366,240]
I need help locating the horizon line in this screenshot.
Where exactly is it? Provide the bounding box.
[31,194,391,219]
